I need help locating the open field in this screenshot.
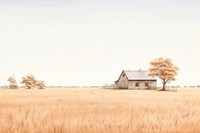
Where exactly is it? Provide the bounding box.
[0,88,200,133]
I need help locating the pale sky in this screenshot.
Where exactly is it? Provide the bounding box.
[0,0,200,86]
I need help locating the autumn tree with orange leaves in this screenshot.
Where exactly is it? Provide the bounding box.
[148,57,179,91]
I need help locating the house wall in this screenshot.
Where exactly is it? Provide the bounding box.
[117,72,129,89]
[128,80,157,89]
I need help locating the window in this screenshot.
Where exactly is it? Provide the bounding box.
[145,83,149,87]
[122,73,125,77]
[135,83,139,87]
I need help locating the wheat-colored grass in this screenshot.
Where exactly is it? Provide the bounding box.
[0,87,200,133]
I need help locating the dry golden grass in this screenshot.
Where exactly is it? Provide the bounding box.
[0,87,200,133]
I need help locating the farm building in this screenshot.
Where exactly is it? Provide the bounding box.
[115,70,157,89]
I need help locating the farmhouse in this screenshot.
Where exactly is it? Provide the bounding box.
[115,70,157,89]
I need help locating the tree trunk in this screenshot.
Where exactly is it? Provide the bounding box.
[161,82,166,91]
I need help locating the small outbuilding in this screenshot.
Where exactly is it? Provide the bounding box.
[115,70,157,89]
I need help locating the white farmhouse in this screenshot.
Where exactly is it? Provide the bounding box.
[115,70,157,89]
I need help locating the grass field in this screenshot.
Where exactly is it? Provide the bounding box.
[0,88,200,133]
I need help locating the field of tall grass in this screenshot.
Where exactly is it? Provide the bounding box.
[0,88,200,133]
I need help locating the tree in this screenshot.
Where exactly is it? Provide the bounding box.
[7,76,18,89]
[21,74,45,89]
[148,57,179,91]
[35,80,45,89]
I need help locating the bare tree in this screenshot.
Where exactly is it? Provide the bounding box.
[148,57,179,91]
[21,74,45,89]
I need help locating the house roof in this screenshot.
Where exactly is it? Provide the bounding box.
[115,70,156,82]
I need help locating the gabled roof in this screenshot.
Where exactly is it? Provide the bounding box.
[115,70,156,82]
